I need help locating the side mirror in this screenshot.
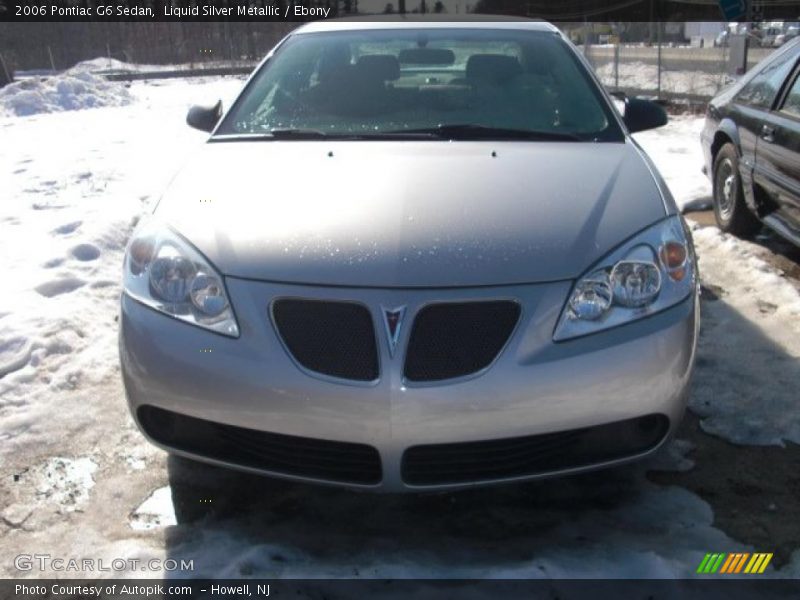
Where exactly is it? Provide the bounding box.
[186,100,222,133]
[623,97,668,133]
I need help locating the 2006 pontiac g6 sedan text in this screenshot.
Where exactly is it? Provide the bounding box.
[120,19,699,492]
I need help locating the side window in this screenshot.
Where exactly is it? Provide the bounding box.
[779,72,800,118]
[736,51,796,109]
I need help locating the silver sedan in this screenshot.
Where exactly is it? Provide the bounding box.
[120,19,699,492]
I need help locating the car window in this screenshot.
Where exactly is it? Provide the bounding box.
[736,50,796,109]
[780,72,800,118]
[216,28,622,141]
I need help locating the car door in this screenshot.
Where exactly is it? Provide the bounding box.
[731,44,798,189]
[753,54,800,233]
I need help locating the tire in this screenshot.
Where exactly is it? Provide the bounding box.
[712,143,761,237]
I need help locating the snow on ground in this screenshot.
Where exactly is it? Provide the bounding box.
[73,57,255,74]
[595,61,729,97]
[634,115,712,212]
[684,225,800,445]
[159,474,737,579]
[635,118,800,447]
[0,75,244,451]
[1,73,799,579]
[74,57,177,73]
[129,487,177,531]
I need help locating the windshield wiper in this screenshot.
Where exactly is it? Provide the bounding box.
[216,126,580,142]
[267,128,330,139]
[391,124,583,141]
[227,129,438,141]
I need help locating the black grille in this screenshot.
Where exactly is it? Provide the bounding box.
[272,299,379,382]
[402,414,669,486]
[404,301,520,382]
[138,406,382,485]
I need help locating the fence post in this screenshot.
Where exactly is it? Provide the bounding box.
[0,52,11,83]
[47,45,56,72]
[582,20,591,64]
[614,43,619,89]
[656,22,662,98]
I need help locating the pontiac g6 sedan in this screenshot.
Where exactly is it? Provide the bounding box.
[120,20,699,492]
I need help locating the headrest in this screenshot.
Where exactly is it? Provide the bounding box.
[466,54,523,83]
[398,48,456,65]
[355,54,401,81]
[318,45,352,83]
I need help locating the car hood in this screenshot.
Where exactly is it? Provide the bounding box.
[156,140,666,287]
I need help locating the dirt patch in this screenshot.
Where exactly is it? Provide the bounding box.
[685,210,716,228]
[753,231,800,284]
[648,411,800,567]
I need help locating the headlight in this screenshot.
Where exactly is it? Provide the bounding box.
[554,216,695,341]
[123,220,239,337]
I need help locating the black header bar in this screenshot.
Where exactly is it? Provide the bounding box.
[3,579,800,600]
[2,0,800,23]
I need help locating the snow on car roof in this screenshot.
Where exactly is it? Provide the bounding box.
[295,17,559,35]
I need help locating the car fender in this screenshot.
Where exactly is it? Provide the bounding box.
[715,118,742,156]
[714,118,759,212]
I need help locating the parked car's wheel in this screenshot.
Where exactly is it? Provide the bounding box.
[712,143,761,236]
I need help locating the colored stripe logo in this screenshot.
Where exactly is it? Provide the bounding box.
[696,552,773,574]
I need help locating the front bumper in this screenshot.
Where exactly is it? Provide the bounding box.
[120,278,699,492]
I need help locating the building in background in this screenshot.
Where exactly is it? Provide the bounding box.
[685,22,727,47]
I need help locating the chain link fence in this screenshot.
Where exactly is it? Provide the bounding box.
[583,36,772,105]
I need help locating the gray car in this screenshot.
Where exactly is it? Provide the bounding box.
[120,19,699,492]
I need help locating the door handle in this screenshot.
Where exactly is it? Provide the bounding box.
[761,124,775,143]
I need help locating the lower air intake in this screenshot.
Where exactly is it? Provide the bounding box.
[401,414,669,486]
[138,406,382,485]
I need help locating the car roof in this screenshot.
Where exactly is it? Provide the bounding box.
[294,16,559,35]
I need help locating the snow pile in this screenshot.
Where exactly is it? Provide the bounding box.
[73,57,255,75]
[74,57,178,74]
[75,57,147,72]
[0,65,133,117]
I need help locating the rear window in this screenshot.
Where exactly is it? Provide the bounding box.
[216,28,622,141]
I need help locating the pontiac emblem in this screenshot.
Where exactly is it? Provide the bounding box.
[381,306,407,357]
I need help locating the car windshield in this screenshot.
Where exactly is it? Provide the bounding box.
[215,28,622,142]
